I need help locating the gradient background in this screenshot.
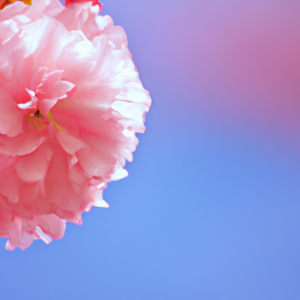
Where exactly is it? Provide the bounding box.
[1,1,300,299]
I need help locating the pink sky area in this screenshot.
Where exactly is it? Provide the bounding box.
[191,1,300,140]
[154,0,300,145]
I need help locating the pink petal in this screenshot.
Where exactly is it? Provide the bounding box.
[14,144,53,183]
[37,70,75,115]
[0,88,23,137]
[0,122,45,156]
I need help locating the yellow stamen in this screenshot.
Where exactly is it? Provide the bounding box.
[29,110,62,132]
[7,0,32,4]
[47,111,62,131]
[21,0,32,5]
[34,110,43,119]
[0,0,32,10]
[29,114,47,131]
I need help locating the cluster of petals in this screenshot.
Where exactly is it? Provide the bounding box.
[0,0,151,250]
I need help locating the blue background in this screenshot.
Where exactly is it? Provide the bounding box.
[1,0,300,299]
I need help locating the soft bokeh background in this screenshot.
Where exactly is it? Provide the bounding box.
[1,0,300,299]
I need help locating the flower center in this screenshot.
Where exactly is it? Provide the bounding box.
[29,110,62,132]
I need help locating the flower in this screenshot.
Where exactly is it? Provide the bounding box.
[65,0,103,11]
[0,0,151,250]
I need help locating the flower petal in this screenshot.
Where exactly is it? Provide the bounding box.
[14,144,53,183]
[0,88,23,137]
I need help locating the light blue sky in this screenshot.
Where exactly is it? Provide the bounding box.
[1,1,299,299]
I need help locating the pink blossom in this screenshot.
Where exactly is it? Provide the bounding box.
[0,0,151,250]
[65,0,103,11]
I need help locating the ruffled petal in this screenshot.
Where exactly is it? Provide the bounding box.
[37,70,75,115]
[0,122,45,156]
[0,88,23,137]
[14,144,53,183]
